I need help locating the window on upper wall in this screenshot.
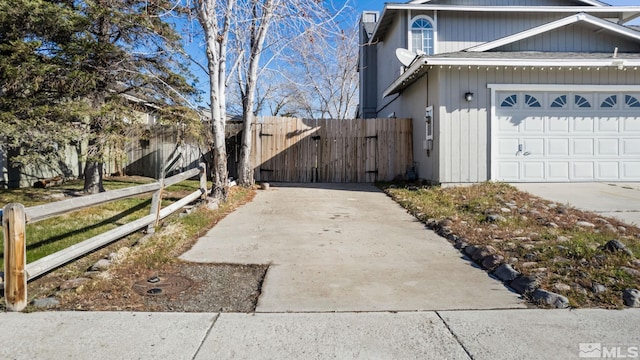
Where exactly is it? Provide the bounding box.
[410,16,435,55]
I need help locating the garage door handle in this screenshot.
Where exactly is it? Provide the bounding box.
[523,151,531,156]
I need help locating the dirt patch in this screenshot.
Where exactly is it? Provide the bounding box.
[51,262,268,313]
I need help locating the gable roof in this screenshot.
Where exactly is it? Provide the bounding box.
[408,0,609,5]
[369,4,640,43]
[465,13,640,52]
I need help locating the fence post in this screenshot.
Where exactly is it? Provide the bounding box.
[199,162,207,200]
[3,203,27,311]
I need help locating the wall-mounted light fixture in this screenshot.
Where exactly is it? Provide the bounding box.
[464,92,474,102]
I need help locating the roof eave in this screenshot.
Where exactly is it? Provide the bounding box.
[383,57,640,97]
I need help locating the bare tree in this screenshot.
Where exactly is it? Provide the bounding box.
[282,25,360,120]
[193,0,235,200]
[191,0,348,189]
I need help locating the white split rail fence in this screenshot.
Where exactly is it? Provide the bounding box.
[2,163,208,311]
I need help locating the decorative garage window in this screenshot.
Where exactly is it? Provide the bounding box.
[501,94,518,108]
[524,94,541,108]
[625,95,640,108]
[601,95,617,108]
[550,95,567,108]
[574,95,592,108]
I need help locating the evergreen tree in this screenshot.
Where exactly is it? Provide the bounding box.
[0,0,199,192]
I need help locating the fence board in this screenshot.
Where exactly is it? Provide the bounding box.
[251,117,412,183]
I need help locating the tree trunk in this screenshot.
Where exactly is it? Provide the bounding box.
[237,113,253,186]
[83,160,105,193]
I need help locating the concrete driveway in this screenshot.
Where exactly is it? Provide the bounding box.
[181,183,525,312]
[512,183,640,226]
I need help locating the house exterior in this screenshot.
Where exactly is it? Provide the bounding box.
[359,0,640,184]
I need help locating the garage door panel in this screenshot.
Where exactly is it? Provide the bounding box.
[622,162,640,179]
[623,139,640,155]
[548,162,569,181]
[598,162,620,179]
[572,139,594,156]
[548,117,569,133]
[597,117,619,132]
[623,117,640,132]
[523,162,545,180]
[572,162,595,180]
[498,138,519,156]
[498,116,520,133]
[523,117,544,132]
[498,162,520,180]
[523,138,544,156]
[548,139,569,156]
[572,117,594,132]
[597,139,619,156]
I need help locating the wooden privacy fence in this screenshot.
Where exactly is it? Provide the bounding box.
[2,164,207,311]
[251,117,413,183]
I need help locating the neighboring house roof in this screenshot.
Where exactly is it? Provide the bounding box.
[370,4,640,42]
[465,13,640,52]
[383,52,640,97]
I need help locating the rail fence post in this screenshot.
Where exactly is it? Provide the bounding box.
[199,162,207,200]
[3,203,27,311]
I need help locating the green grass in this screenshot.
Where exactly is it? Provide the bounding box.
[0,178,209,269]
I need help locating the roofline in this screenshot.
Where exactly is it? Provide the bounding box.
[368,5,640,43]
[408,0,610,5]
[466,13,640,52]
[382,57,640,97]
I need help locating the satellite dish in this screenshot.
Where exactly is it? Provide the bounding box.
[396,48,419,67]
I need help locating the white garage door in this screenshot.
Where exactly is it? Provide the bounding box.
[494,91,640,182]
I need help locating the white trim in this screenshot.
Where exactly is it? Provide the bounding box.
[487,83,640,181]
[409,14,436,55]
[383,58,640,97]
[409,0,608,5]
[385,4,640,14]
[466,13,640,52]
[488,84,640,92]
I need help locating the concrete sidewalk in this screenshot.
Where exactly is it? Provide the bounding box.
[2,309,639,359]
[180,183,524,312]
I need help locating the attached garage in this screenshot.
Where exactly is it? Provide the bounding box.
[491,85,640,182]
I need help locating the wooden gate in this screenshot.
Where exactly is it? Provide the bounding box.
[251,117,413,183]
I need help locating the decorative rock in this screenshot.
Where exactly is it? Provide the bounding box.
[493,263,520,282]
[618,226,627,233]
[207,199,219,210]
[108,247,130,262]
[481,254,504,270]
[631,259,640,267]
[553,283,571,292]
[89,259,112,272]
[454,239,468,250]
[32,297,60,309]
[59,278,90,291]
[486,214,506,223]
[622,289,640,307]
[464,245,479,258]
[523,253,537,261]
[604,224,617,233]
[592,284,607,294]
[260,182,270,190]
[546,222,559,228]
[472,246,497,262]
[602,240,634,257]
[500,208,511,213]
[576,221,595,228]
[513,237,531,242]
[620,267,640,278]
[531,289,570,309]
[556,236,570,243]
[511,275,539,294]
[520,244,535,250]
